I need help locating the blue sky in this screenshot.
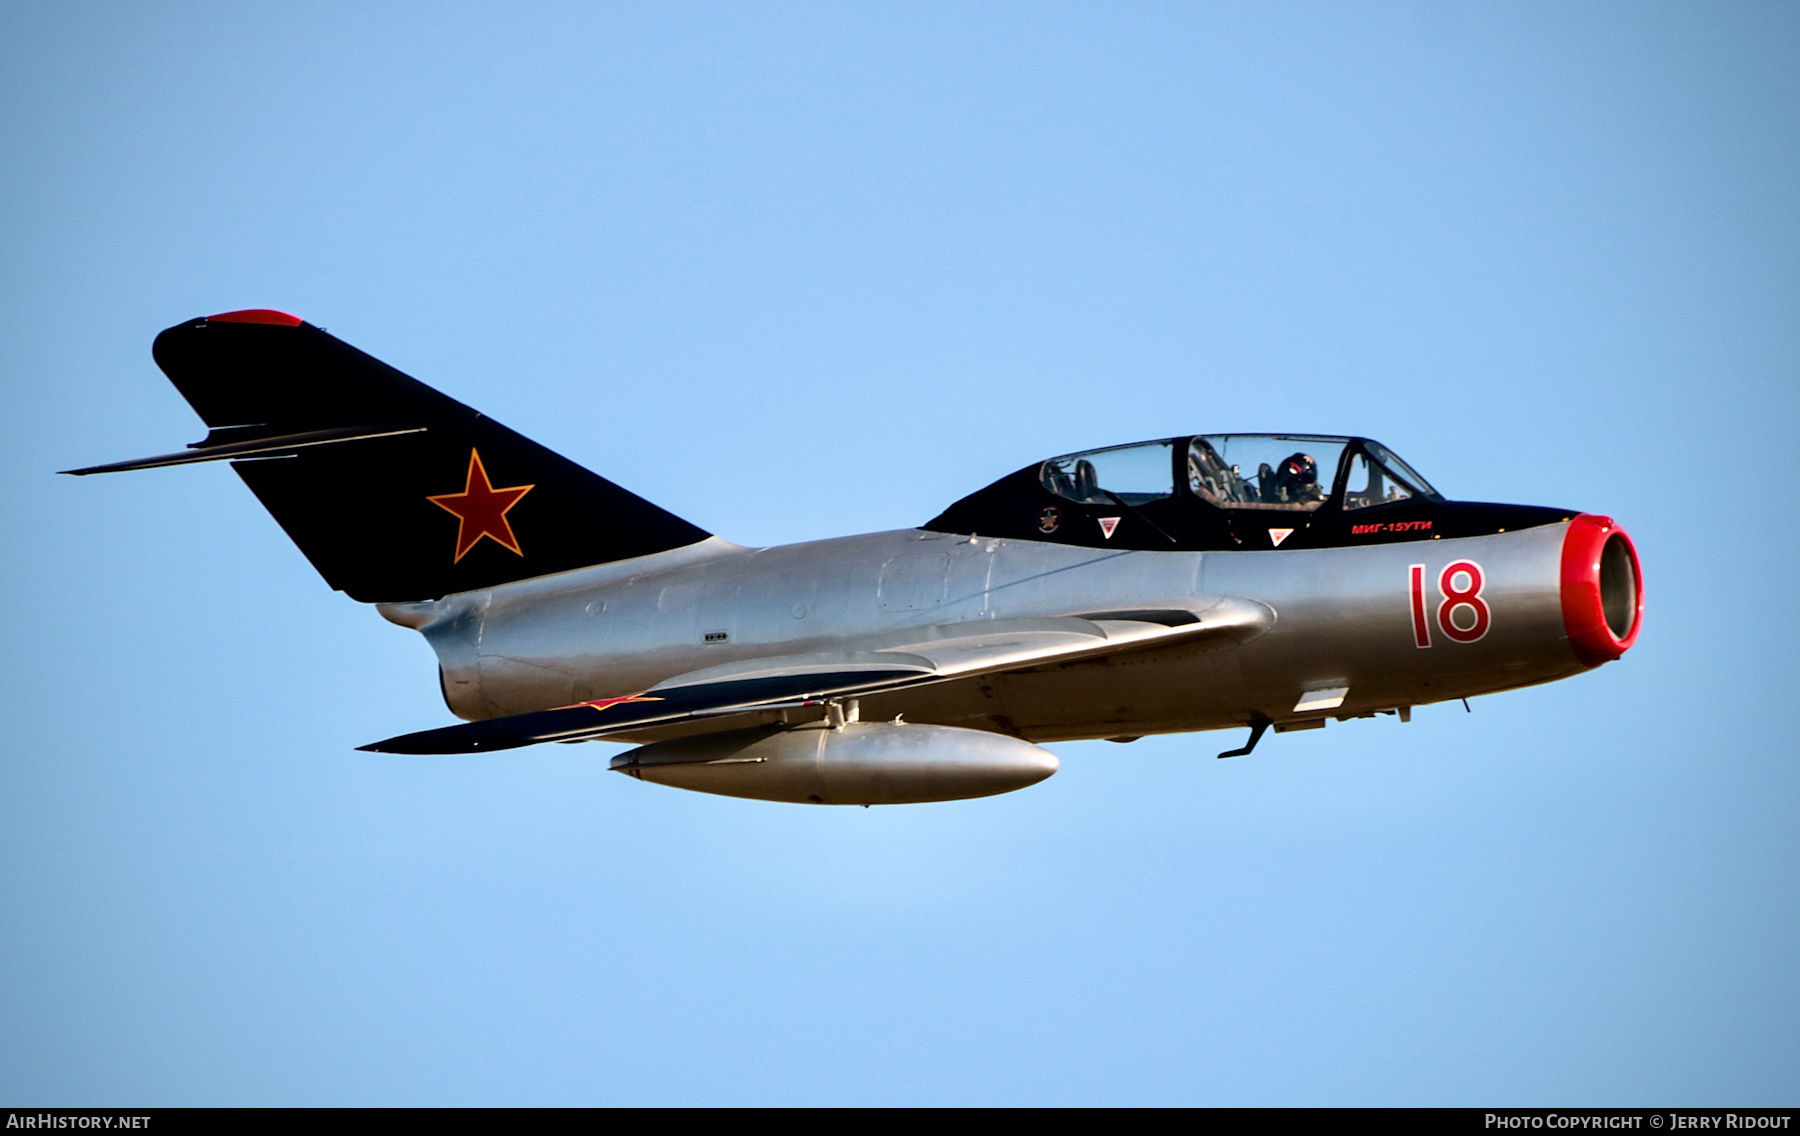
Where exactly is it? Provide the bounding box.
[2,1,1795,1105]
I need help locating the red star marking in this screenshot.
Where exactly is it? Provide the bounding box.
[569,694,664,714]
[427,449,535,563]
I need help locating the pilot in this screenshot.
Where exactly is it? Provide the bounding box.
[1273,453,1323,504]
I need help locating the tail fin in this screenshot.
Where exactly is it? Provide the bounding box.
[68,310,710,602]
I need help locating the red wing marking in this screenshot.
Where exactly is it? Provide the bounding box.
[568,694,664,714]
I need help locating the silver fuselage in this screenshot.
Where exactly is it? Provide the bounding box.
[379,521,1584,745]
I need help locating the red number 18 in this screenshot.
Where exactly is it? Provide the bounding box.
[1410,560,1490,646]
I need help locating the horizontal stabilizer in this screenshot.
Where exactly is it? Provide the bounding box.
[60,425,427,476]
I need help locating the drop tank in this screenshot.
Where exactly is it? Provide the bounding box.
[611,721,1058,805]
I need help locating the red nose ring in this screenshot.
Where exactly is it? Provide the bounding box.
[1560,515,1643,668]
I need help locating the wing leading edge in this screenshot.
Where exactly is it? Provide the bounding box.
[360,601,1273,755]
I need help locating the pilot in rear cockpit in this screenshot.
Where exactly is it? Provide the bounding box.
[1270,453,1322,505]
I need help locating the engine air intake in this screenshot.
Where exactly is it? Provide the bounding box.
[1561,515,1643,667]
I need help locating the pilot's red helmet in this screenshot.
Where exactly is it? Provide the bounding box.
[1281,454,1317,484]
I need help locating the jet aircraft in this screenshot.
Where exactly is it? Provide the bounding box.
[67,310,1644,805]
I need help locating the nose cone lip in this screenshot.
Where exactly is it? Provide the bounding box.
[1560,514,1644,667]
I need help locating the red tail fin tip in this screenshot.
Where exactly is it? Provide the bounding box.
[206,309,304,326]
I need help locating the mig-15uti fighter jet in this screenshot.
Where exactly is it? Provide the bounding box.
[67,310,1644,806]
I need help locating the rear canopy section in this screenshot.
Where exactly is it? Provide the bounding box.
[72,311,710,602]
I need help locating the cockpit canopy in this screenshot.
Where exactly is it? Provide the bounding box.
[1040,434,1441,514]
[923,429,1561,551]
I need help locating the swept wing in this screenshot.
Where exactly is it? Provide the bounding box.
[362,602,1271,754]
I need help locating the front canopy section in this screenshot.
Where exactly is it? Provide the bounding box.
[1185,435,1350,511]
[927,433,1557,551]
[1183,435,1444,513]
